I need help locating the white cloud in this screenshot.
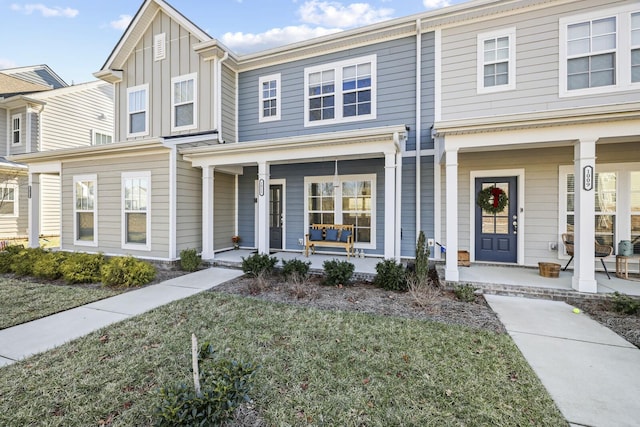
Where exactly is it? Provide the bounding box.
[423,0,450,9]
[0,58,18,70]
[110,14,132,30]
[10,3,78,18]
[221,25,343,53]
[298,0,394,28]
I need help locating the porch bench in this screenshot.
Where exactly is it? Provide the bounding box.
[305,224,355,259]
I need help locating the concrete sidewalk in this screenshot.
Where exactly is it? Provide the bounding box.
[0,267,243,367]
[485,294,640,427]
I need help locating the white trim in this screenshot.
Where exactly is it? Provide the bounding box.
[434,28,441,122]
[469,169,525,265]
[303,173,377,250]
[91,129,113,146]
[171,73,198,132]
[11,114,22,146]
[258,73,281,123]
[303,54,377,127]
[154,33,166,61]
[476,27,516,94]
[126,84,149,138]
[0,183,18,218]
[169,147,177,259]
[26,111,31,152]
[416,19,422,240]
[262,178,286,250]
[73,174,98,247]
[121,171,151,251]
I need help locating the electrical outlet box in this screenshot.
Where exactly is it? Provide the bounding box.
[548,242,558,251]
[298,238,304,246]
[428,238,435,247]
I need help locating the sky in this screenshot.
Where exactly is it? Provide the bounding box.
[0,0,470,85]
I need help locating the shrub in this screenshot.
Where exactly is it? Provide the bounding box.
[11,247,46,276]
[322,259,355,286]
[154,342,257,426]
[33,252,67,280]
[374,259,408,291]
[281,258,311,280]
[611,292,640,315]
[453,283,477,302]
[241,253,278,278]
[415,231,430,283]
[179,248,201,272]
[0,246,22,273]
[60,252,105,284]
[407,274,441,308]
[101,256,156,287]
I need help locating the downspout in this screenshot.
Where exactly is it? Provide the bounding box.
[415,18,422,249]
[216,52,229,143]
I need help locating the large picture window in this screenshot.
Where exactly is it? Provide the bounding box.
[73,175,97,245]
[171,73,197,131]
[0,185,17,216]
[304,55,376,127]
[122,172,150,250]
[127,84,148,137]
[305,174,376,248]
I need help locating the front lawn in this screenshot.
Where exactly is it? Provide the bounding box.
[0,291,565,425]
[0,277,120,329]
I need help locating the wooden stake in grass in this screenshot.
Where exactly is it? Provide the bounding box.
[191,333,201,397]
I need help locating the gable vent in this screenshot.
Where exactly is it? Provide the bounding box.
[154,33,166,61]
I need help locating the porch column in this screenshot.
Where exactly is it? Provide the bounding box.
[572,139,597,293]
[384,152,396,259]
[257,161,270,255]
[202,166,215,260]
[27,172,40,248]
[445,148,459,282]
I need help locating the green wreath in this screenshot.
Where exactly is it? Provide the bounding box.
[477,186,508,214]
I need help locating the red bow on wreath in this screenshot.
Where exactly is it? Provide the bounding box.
[490,187,504,208]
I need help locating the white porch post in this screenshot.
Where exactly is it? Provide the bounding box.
[395,151,402,262]
[27,172,40,248]
[445,148,459,282]
[201,166,215,260]
[572,139,597,293]
[384,152,396,259]
[257,161,270,254]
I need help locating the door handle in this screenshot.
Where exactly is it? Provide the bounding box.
[512,215,518,234]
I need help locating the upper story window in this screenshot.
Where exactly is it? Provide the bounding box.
[258,74,281,123]
[171,73,197,131]
[92,130,112,146]
[560,5,639,96]
[304,55,376,127]
[477,28,516,93]
[127,84,149,137]
[11,114,21,145]
[0,185,17,217]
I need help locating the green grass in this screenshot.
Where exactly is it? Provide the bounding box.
[0,277,120,329]
[0,291,565,426]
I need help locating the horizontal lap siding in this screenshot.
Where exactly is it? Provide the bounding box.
[176,157,201,252]
[401,158,417,256]
[0,174,27,238]
[238,166,257,247]
[61,152,170,259]
[214,172,235,250]
[40,174,60,236]
[440,0,636,121]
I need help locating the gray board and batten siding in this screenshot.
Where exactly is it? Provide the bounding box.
[440,0,638,122]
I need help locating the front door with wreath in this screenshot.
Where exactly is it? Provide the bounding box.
[474,177,518,263]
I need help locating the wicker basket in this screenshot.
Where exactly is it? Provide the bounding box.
[538,262,560,278]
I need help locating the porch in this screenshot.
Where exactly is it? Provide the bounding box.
[210,249,640,297]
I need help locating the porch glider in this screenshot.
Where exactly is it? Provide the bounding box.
[561,233,613,279]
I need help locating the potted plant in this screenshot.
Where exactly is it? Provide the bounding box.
[231,235,241,249]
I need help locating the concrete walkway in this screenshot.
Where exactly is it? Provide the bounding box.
[485,294,640,427]
[0,267,243,367]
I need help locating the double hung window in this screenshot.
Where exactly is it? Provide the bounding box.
[171,73,197,130]
[74,175,97,245]
[127,85,148,137]
[122,172,150,250]
[259,74,280,122]
[477,28,516,93]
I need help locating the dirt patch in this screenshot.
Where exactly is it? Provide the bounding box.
[569,298,640,348]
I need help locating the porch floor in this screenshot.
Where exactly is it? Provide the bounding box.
[210,250,640,297]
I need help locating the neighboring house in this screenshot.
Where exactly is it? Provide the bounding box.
[1,65,114,239]
[10,0,640,294]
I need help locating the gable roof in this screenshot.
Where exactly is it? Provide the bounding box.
[99,0,211,72]
[1,65,67,89]
[0,73,51,97]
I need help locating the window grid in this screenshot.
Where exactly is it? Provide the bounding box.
[172,74,196,130]
[127,85,148,136]
[262,80,277,117]
[308,70,335,122]
[566,17,617,90]
[483,36,510,87]
[93,132,112,146]
[12,115,20,145]
[342,63,372,117]
[0,186,16,216]
[123,174,150,247]
[74,179,96,243]
[632,12,640,83]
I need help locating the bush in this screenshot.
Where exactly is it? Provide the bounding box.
[281,258,311,280]
[453,283,477,302]
[101,256,156,288]
[154,342,257,426]
[322,259,355,286]
[0,246,22,273]
[33,252,67,280]
[179,248,201,272]
[11,247,46,276]
[611,292,640,315]
[374,259,408,291]
[241,253,278,278]
[415,231,430,282]
[60,252,105,284]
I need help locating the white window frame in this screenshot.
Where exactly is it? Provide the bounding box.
[73,174,97,247]
[477,27,516,94]
[559,4,640,97]
[126,84,149,138]
[121,171,151,251]
[303,55,377,127]
[171,73,198,132]
[258,73,281,123]
[91,129,112,146]
[154,33,166,61]
[303,173,377,250]
[11,114,21,145]
[631,11,640,83]
[0,183,18,217]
